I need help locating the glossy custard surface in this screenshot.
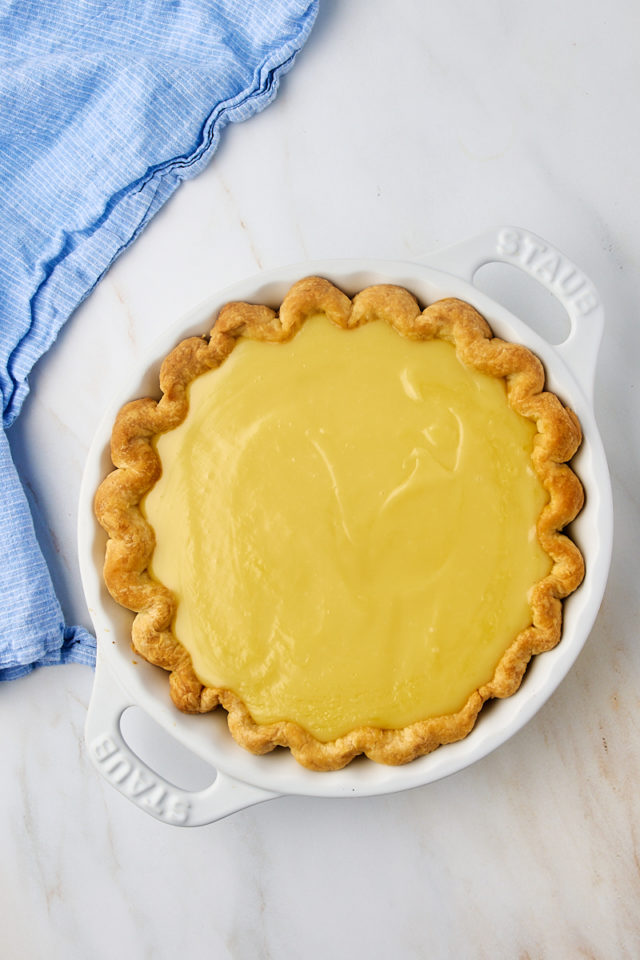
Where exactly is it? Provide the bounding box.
[143,315,551,741]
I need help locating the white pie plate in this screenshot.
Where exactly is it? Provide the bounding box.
[79,226,613,826]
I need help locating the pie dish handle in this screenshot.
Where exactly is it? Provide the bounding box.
[421,226,604,401]
[85,656,278,826]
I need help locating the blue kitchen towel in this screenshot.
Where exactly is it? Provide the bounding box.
[0,0,318,680]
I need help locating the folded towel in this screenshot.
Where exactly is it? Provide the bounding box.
[0,0,318,680]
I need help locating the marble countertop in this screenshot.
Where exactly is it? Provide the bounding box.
[3,2,639,957]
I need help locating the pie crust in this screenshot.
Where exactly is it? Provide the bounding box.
[94,277,585,770]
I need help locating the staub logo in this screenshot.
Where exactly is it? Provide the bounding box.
[496,228,599,318]
[91,734,191,825]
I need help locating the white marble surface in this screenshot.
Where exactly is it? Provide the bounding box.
[3,1,640,957]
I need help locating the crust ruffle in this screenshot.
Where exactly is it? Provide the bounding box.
[94,278,584,771]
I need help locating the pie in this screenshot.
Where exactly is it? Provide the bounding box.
[94,277,584,770]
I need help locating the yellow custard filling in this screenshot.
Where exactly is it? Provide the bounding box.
[143,314,551,741]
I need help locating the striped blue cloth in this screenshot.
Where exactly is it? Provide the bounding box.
[0,0,318,680]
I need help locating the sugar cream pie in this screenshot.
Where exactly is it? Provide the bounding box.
[95,278,584,770]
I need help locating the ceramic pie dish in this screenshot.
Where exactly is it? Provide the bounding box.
[80,226,613,825]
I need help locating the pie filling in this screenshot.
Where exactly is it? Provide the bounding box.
[143,314,551,742]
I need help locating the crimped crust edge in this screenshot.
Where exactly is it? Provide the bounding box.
[94,277,585,771]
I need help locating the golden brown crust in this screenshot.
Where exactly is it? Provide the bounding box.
[94,277,585,771]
